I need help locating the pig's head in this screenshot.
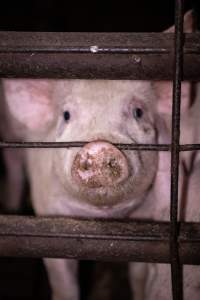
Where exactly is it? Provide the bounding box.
[2,10,194,215]
[54,80,159,208]
[3,79,159,212]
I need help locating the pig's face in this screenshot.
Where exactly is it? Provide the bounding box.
[52,80,158,208]
[3,79,159,211]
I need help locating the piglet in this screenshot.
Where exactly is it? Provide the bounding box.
[0,10,195,300]
[0,79,160,300]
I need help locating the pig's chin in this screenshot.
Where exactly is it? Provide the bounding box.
[66,181,145,208]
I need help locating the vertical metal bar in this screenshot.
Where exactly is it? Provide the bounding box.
[170,0,184,299]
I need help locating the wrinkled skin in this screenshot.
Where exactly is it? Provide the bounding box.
[0,10,199,300]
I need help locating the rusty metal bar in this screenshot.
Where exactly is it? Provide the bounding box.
[170,1,184,299]
[0,141,170,150]
[1,141,200,152]
[0,32,199,79]
[0,216,199,264]
[0,32,199,53]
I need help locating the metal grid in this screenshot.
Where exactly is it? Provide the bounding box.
[0,0,199,299]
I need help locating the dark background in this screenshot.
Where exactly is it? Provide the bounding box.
[0,0,199,299]
[0,0,198,32]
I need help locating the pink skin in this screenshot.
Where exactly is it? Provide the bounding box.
[0,76,194,300]
[0,79,160,300]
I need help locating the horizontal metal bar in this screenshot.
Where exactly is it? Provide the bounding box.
[0,32,199,54]
[0,46,171,54]
[0,141,169,150]
[179,144,200,151]
[0,32,199,79]
[0,141,200,152]
[0,215,199,264]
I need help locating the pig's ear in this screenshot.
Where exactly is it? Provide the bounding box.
[152,81,191,115]
[165,10,194,33]
[3,79,56,131]
[153,10,194,115]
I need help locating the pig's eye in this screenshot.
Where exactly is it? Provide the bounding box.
[63,111,70,121]
[133,108,143,120]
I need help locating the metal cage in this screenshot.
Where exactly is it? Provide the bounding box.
[0,0,200,299]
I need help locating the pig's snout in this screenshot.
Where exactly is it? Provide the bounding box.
[71,141,129,188]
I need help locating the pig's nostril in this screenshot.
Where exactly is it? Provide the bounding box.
[83,160,92,170]
[108,158,117,168]
[104,158,121,178]
[82,161,88,171]
[80,157,92,171]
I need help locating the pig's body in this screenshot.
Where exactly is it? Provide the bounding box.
[140,153,200,300]
[0,79,165,300]
[0,78,198,300]
[137,85,200,300]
